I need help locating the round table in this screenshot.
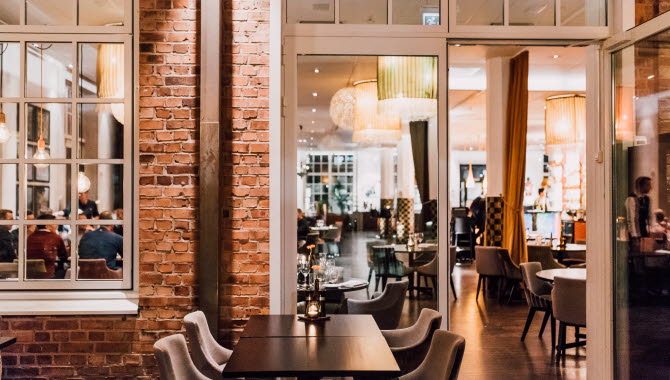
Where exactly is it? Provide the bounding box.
[536,268,586,282]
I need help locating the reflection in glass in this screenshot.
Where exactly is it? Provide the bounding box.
[27,0,75,25]
[25,103,71,160]
[456,0,503,25]
[77,164,123,219]
[78,104,124,159]
[78,0,124,26]
[79,43,124,99]
[560,0,605,26]
[26,164,70,219]
[0,43,20,98]
[392,0,439,25]
[26,43,72,98]
[286,0,335,24]
[612,32,670,380]
[339,0,387,24]
[0,1,22,25]
[25,222,71,280]
[77,222,123,280]
[510,0,555,26]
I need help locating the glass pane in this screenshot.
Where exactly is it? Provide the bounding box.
[78,0,124,26]
[78,104,124,159]
[77,164,123,219]
[79,43,124,98]
[26,0,75,25]
[286,0,335,24]
[26,43,73,98]
[612,31,670,380]
[561,0,606,26]
[392,0,439,25]
[0,103,19,159]
[26,164,71,219]
[25,223,72,280]
[76,223,123,280]
[0,43,21,97]
[0,1,22,25]
[456,0,503,25]
[510,0,555,26]
[25,103,72,159]
[0,164,18,220]
[340,0,387,24]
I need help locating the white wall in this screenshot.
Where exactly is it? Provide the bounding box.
[449,150,486,207]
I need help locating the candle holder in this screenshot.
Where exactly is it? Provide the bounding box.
[298,279,330,322]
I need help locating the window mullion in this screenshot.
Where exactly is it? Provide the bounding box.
[70,40,78,284]
[17,40,26,285]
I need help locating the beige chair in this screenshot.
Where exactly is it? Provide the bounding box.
[382,308,442,375]
[183,311,232,378]
[78,259,122,279]
[0,262,18,279]
[348,280,408,330]
[474,246,504,300]
[497,248,523,303]
[153,334,212,380]
[519,262,555,353]
[399,330,466,380]
[416,256,437,298]
[527,245,565,270]
[552,276,586,360]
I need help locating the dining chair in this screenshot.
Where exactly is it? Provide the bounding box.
[474,246,504,301]
[415,256,437,298]
[372,246,412,292]
[519,262,556,353]
[399,329,466,380]
[449,246,458,300]
[78,259,123,279]
[366,239,388,286]
[382,308,442,375]
[348,280,408,330]
[552,276,586,361]
[183,311,232,378]
[497,248,523,304]
[0,262,18,279]
[527,245,565,270]
[153,334,212,380]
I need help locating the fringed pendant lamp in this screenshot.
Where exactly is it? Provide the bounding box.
[544,94,586,146]
[352,80,401,145]
[377,56,438,122]
[329,86,356,130]
[33,44,50,168]
[97,43,125,124]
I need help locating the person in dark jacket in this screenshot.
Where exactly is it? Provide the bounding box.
[78,211,123,270]
[0,209,16,262]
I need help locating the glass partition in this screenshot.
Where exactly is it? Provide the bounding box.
[286,0,441,25]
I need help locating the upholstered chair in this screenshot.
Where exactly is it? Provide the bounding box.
[382,308,442,375]
[519,262,555,353]
[399,330,466,380]
[153,334,212,380]
[348,280,408,330]
[527,245,565,270]
[183,311,232,378]
[474,246,505,300]
[552,276,587,360]
[78,259,123,279]
[497,248,523,303]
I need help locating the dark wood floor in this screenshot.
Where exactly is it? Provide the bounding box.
[336,232,586,380]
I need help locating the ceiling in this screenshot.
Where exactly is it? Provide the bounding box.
[297,45,586,151]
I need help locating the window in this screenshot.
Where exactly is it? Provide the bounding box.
[0,3,133,290]
[286,0,441,25]
[453,0,606,26]
[303,153,355,214]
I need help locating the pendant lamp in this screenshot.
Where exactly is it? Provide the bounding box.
[78,171,91,193]
[329,86,356,130]
[465,163,475,188]
[352,80,401,145]
[377,56,438,121]
[97,43,124,125]
[33,45,50,168]
[544,94,586,146]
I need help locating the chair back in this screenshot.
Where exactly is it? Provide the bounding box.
[416,255,437,276]
[527,245,565,270]
[373,247,409,278]
[78,259,122,279]
[153,334,211,380]
[0,262,18,279]
[449,246,457,274]
[400,330,466,380]
[474,246,504,277]
[183,311,232,378]
[366,240,387,266]
[496,248,521,280]
[551,276,586,326]
[348,280,408,329]
[519,262,552,296]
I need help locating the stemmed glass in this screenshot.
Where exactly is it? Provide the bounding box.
[298,260,310,289]
[415,232,424,245]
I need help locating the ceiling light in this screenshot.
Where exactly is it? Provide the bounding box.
[465,163,475,188]
[312,108,316,113]
[314,68,320,73]
[312,92,318,97]
[454,44,461,47]
[377,56,438,121]
[329,86,356,130]
[552,55,559,59]
[311,120,315,124]
[352,80,401,144]
[648,75,655,80]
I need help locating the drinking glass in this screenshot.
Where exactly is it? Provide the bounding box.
[299,261,310,289]
[415,233,424,244]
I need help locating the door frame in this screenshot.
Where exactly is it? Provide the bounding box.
[274,36,451,320]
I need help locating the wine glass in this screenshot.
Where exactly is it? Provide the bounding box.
[415,232,424,245]
[298,261,310,289]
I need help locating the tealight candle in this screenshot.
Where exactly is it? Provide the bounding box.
[307,303,319,318]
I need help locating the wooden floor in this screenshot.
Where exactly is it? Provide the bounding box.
[336,232,586,380]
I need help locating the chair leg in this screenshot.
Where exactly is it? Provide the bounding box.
[521,308,536,341]
[375,276,380,292]
[367,268,373,284]
[550,316,556,356]
[450,274,457,300]
[506,281,517,304]
[476,275,483,300]
[557,322,567,361]
[575,326,580,354]
[539,311,550,338]
[497,278,505,301]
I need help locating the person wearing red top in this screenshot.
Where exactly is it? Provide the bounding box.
[26,214,68,279]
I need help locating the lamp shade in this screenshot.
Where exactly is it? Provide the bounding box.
[97,43,125,125]
[544,94,586,146]
[377,56,438,121]
[329,86,356,130]
[352,80,401,145]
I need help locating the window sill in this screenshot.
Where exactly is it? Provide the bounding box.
[0,291,139,316]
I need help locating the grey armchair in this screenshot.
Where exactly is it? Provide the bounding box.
[474,246,505,300]
[154,334,212,380]
[519,262,555,353]
[552,276,586,361]
[527,245,565,270]
[183,311,232,378]
[348,280,408,329]
[382,308,442,375]
[399,330,466,380]
[497,248,523,304]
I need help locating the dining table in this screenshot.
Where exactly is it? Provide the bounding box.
[222,314,401,379]
[536,267,586,282]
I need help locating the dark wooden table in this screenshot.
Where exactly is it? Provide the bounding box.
[223,315,401,379]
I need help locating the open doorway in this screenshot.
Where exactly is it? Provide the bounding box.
[448,44,588,379]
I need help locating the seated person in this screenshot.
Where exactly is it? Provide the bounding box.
[78,211,123,270]
[113,208,123,236]
[297,208,313,241]
[651,209,668,238]
[26,214,68,279]
[78,191,100,219]
[0,209,16,263]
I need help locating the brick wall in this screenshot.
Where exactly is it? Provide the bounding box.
[0,0,208,378]
[635,0,670,25]
[219,0,271,345]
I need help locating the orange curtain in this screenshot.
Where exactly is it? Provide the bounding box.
[502,51,529,265]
